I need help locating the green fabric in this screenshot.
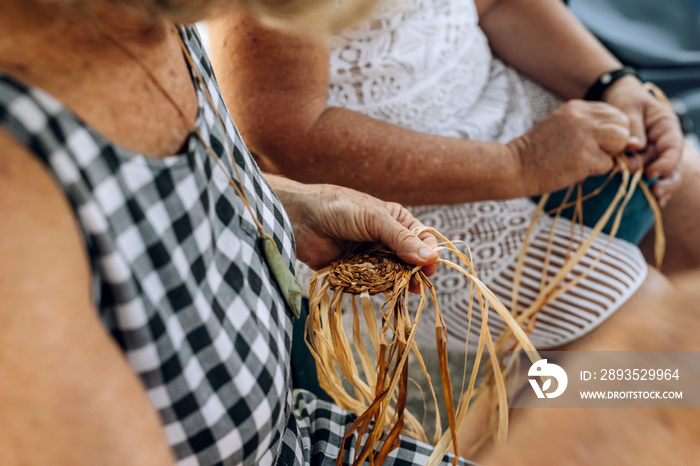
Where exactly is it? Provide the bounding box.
[533,172,657,245]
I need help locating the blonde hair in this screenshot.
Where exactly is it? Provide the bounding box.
[47,0,377,33]
[240,0,378,34]
[44,0,231,22]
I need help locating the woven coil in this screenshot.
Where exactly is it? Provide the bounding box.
[326,249,412,295]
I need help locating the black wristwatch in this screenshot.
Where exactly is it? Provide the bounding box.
[583,66,640,101]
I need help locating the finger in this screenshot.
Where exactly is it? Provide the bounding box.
[376,212,439,270]
[416,230,439,276]
[594,122,630,155]
[653,168,683,207]
[646,146,682,180]
[647,111,683,143]
[420,261,439,277]
[408,277,422,294]
[625,108,647,151]
[587,101,631,127]
[644,108,684,178]
[389,224,440,277]
[391,214,438,292]
[645,138,683,180]
[384,203,440,269]
[633,146,657,166]
[619,151,644,173]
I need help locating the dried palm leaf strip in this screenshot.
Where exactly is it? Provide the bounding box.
[514,82,674,330]
[460,154,665,457]
[306,229,540,466]
[511,157,664,345]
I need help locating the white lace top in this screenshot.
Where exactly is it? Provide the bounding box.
[328,0,560,143]
[315,0,648,350]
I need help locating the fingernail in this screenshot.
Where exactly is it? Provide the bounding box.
[419,247,436,259]
[629,136,643,146]
[409,277,422,292]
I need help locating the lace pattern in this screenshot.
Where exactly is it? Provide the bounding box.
[314,0,648,349]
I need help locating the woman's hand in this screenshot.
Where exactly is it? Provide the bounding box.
[266,175,440,280]
[508,100,632,196]
[602,76,684,207]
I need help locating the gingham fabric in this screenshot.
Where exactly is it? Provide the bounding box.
[0,26,473,466]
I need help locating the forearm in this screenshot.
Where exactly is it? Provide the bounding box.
[478,0,621,99]
[209,13,524,206]
[211,11,635,207]
[258,107,523,205]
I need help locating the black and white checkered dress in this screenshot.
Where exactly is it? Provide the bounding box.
[0,26,471,466]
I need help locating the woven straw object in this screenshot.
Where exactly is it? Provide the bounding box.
[306,84,670,466]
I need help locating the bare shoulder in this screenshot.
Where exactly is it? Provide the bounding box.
[0,128,97,390]
[207,14,330,134]
[0,129,91,304]
[0,130,175,464]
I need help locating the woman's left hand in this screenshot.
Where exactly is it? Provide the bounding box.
[602,76,684,207]
[266,176,440,285]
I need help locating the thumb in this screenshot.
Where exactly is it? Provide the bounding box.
[378,218,439,268]
[626,110,647,152]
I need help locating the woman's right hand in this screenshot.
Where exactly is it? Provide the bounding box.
[265,175,440,275]
[508,99,632,197]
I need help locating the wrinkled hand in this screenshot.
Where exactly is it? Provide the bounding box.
[268,176,440,284]
[602,76,684,207]
[508,99,632,197]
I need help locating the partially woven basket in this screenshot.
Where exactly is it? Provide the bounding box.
[306,229,539,466]
[326,249,409,296]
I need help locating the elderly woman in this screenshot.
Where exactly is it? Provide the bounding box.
[0,1,448,465]
[207,0,700,352]
[1,1,700,466]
